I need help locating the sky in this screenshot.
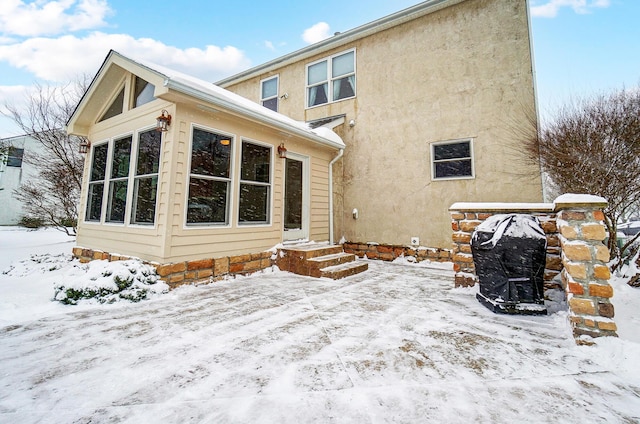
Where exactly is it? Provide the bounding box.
[0,0,638,138]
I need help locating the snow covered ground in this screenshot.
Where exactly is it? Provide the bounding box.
[1,227,639,423]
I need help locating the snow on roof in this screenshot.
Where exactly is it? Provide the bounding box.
[122,52,345,150]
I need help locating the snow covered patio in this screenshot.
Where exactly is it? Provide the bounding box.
[1,229,640,423]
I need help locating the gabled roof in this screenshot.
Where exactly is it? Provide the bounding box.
[67,50,344,150]
[216,0,466,87]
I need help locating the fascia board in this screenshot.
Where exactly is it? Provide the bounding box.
[217,0,465,87]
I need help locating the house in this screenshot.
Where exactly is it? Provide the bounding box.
[66,50,346,270]
[67,0,542,281]
[218,0,543,251]
[0,135,41,225]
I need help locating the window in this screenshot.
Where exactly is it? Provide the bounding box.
[85,130,162,225]
[131,129,161,224]
[99,87,125,122]
[6,147,24,167]
[187,128,233,225]
[261,76,278,112]
[239,142,271,224]
[133,77,155,108]
[106,136,132,223]
[306,50,355,108]
[85,143,108,221]
[431,139,474,180]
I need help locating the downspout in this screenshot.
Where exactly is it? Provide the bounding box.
[328,148,344,245]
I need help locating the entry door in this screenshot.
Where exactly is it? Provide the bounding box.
[283,154,309,241]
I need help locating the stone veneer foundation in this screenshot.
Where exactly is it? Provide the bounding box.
[72,247,273,289]
[343,242,452,263]
[449,195,617,340]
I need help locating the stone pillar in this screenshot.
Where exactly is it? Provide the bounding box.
[555,195,617,339]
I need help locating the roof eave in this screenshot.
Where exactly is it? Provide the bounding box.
[164,79,344,151]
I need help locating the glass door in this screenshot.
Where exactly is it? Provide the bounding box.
[283,155,308,241]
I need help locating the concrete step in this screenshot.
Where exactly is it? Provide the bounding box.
[280,244,344,260]
[320,261,369,280]
[306,252,356,277]
[276,244,369,279]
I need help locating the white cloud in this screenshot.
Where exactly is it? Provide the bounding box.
[530,0,611,18]
[0,0,112,37]
[0,32,252,83]
[302,22,331,44]
[264,40,275,51]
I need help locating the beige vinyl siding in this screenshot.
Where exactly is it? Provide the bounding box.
[73,59,340,264]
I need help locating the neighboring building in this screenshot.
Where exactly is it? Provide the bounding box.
[0,135,40,225]
[219,0,543,248]
[66,51,344,264]
[67,0,543,268]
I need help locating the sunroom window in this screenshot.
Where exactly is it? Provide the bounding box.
[85,143,108,221]
[187,128,232,225]
[133,77,155,108]
[261,76,278,112]
[239,141,271,224]
[106,136,132,223]
[99,87,124,122]
[130,129,161,224]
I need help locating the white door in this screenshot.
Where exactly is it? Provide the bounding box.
[283,154,309,241]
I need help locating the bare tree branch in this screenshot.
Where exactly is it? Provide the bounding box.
[2,77,90,235]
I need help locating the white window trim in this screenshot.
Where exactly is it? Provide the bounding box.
[104,132,134,225]
[430,138,475,181]
[260,75,279,112]
[128,126,162,228]
[237,138,274,227]
[305,49,356,109]
[183,124,236,229]
[282,151,310,242]
[83,139,110,225]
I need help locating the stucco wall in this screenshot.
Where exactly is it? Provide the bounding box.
[223,0,542,249]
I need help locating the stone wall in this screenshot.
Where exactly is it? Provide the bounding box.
[343,242,452,263]
[450,205,560,288]
[449,195,617,340]
[72,247,273,289]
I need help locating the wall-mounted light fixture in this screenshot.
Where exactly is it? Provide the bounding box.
[277,143,287,158]
[280,93,289,100]
[79,139,91,154]
[156,110,172,132]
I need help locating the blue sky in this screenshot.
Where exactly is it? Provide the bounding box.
[0,0,638,138]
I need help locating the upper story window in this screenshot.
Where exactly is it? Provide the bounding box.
[261,76,279,112]
[186,127,233,226]
[431,139,474,180]
[306,49,356,108]
[6,147,24,167]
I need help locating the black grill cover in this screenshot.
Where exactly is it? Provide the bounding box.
[471,214,547,310]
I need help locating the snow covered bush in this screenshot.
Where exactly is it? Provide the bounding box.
[53,260,169,305]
